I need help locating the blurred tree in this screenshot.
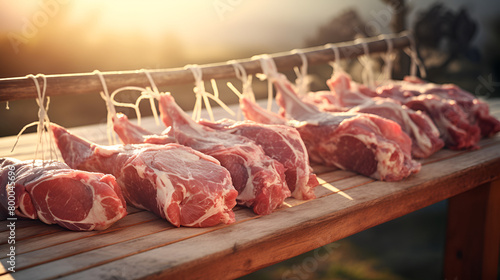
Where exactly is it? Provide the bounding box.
[413,4,480,80]
[304,9,368,47]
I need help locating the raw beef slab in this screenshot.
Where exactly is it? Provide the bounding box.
[51,124,238,227]
[199,118,319,200]
[113,113,176,145]
[158,93,290,215]
[378,77,500,137]
[243,74,420,181]
[303,72,444,158]
[374,77,500,148]
[113,113,317,200]
[0,158,127,231]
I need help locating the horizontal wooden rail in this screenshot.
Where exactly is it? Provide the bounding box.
[0,32,411,102]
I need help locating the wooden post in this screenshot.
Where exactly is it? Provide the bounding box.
[444,179,500,280]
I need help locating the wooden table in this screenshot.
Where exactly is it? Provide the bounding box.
[1,99,499,280]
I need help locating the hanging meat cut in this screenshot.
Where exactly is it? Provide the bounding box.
[157,93,290,215]
[113,113,176,145]
[403,95,481,149]
[198,118,319,200]
[51,124,238,227]
[243,73,421,181]
[302,72,445,158]
[113,112,317,200]
[373,77,500,148]
[0,157,127,231]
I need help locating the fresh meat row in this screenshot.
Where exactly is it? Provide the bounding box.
[307,71,500,151]
[2,70,499,231]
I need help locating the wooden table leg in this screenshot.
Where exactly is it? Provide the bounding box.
[444,179,500,280]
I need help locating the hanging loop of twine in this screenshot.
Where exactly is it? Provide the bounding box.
[291,49,310,96]
[12,74,58,163]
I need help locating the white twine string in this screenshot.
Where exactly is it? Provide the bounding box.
[404,31,427,78]
[185,64,235,122]
[185,65,208,121]
[380,34,395,82]
[357,40,376,89]
[94,70,118,145]
[291,49,310,96]
[252,54,279,112]
[325,43,349,100]
[226,60,255,121]
[325,43,343,75]
[109,86,149,126]
[142,69,161,125]
[104,69,162,127]
[12,74,58,162]
[255,54,317,115]
[227,60,255,102]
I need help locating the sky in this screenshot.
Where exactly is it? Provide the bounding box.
[0,0,498,71]
[0,0,499,137]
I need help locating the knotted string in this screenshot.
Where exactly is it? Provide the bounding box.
[185,64,235,122]
[403,31,427,78]
[141,70,161,125]
[380,34,395,82]
[226,60,256,120]
[291,49,310,96]
[325,43,343,75]
[185,65,209,121]
[94,70,118,145]
[12,74,58,162]
[252,54,279,111]
[357,40,376,89]
[227,60,255,102]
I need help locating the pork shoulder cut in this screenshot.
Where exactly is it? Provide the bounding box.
[0,157,127,231]
[51,124,238,227]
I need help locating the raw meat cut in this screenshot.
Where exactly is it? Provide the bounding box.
[374,77,487,149]
[240,97,289,126]
[112,112,317,200]
[158,93,291,215]
[403,95,481,149]
[302,72,445,158]
[425,84,500,137]
[51,124,238,227]
[244,73,420,181]
[199,118,319,200]
[113,113,175,145]
[0,157,127,231]
[377,77,500,138]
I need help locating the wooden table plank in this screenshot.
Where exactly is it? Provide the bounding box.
[18,141,500,280]
[0,99,499,279]
[0,210,155,255]
[444,179,500,280]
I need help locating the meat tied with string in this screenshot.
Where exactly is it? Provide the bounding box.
[113,113,319,200]
[358,76,500,149]
[51,124,238,227]
[157,93,291,215]
[240,58,421,181]
[301,71,445,158]
[0,158,127,231]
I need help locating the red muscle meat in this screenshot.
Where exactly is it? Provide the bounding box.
[113,112,317,200]
[199,118,319,200]
[51,124,238,227]
[372,77,500,148]
[0,158,127,231]
[113,113,176,145]
[158,93,290,215]
[302,72,445,158]
[245,73,420,181]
